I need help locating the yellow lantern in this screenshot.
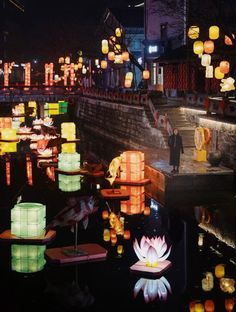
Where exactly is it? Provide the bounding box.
[114,54,123,64]
[193,41,204,55]
[115,27,122,37]
[215,264,225,278]
[61,143,76,153]
[188,25,200,39]
[78,57,83,63]
[101,39,109,54]
[114,44,121,53]
[205,65,213,78]
[101,60,108,69]
[215,67,224,79]
[108,51,115,61]
[194,303,204,312]
[204,40,214,54]
[209,25,219,40]
[117,245,123,255]
[122,51,129,61]
[124,79,132,88]
[143,70,150,80]
[103,229,110,242]
[65,56,70,64]
[78,63,83,69]
[125,72,133,81]
[1,128,17,140]
[201,54,211,67]
[219,61,230,74]
[202,272,214,291]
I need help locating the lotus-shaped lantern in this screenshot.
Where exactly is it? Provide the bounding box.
[134,277,171,303]
[130,236,172,274]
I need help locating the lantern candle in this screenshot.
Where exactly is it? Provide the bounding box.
[193,41,204,55]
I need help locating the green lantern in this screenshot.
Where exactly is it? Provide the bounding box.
[11,202,46,238]
[58,152,80,171]
[11,244,46,273]
[58,174,82,192]
[58,101,68,114]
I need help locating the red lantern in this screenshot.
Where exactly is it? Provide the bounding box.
[219,61,230,74]
[204,40,214,54]
[204,300,215,312]
[225,299,235,312]
[123,230,131,240]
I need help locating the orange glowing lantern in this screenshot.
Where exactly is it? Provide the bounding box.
[144,206,151,216]
[204,300,215,312]
[111,236,117,245]
[215,264,225,278]
[225,298,235,312]
[209,25,219,40]
[0,117,12,129]
[225,34,235,45]
[123,230,131,240]
[121,186,145,215]
[102,210,109,220]
[189,301,196,312]
[124,79,132,88]
[143,70,150,80]
[65,56,70,64]
[219,61,230,74]
[78,62,83,69]
[108,51,115,61]
[59,57,64,63]
[101,60,108,69]
[120,151,145,182]
[26,155,33,186]
[204,40,214,54]
[122,51,129,61]
[24,63,31,87]
[4,63,9,87]
[214,67,224,79]
[110,229,117,239]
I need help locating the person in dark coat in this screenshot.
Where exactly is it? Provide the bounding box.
[168,128,184,173]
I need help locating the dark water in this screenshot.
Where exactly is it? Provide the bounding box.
[0,116,235,312]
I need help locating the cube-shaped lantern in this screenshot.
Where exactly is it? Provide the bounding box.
[0,117,12,129]
[59,101,68,114]
[120,186,145,215]
[11,244,46,273]
[120,151,144,182]
[61,142,76,153]
[1,128,17,140]
[58,152,80,171]
[61,122,76,140]
[0,142,17,153]
[58,174,81,192]
[11,202,46,238]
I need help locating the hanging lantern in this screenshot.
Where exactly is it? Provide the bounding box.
[215,67,224,79]
[225,299,235,312]
[204,40,214,54]
[101,60,108,69]
[101,39,109,54]
[225,34,234,45]
[209,25,219,40]
[115,27,122,37]
[59,57,64,64]
[205,65,213,78]
[78,63,83,69]
[219,61,230,74]
[201,272,214,291]
[204,300,215,312]
[11,202,46,238]
[78,57,83,63]
[122,51,129,61]
[143,70,150,80]
[117,245,123,255]
[114,54,123,64]
[201,54,211,67]
[215,264,225,278]
[188,25,200,39]
[193,41,204,55]
[125,72,133,81]
[108,51,115,61]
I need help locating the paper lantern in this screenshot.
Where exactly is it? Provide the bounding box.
[125,72,133,81]
[0,142,17,153]
[102,39,109,54]
[220,77,235,92]
[214,67,224,79]
[220,278,235,293]
[195,303,204,312]
[123,230,130,240]
[0,117,12,129]
[225,34,234,45]
[111,236,117,245]
[209,25,219,40]
[58,174,81,192]
[121,186,145,215]
[109,36,116,45]
[193,41,204,55]
[117,245,123,255]
[58,153,80,172]
[143,70,150,80]
[225,299,235,312]
[61,143,76,153]
[219,61,230,74]
[144,206,151,216]
[114,44,121,53]
[108,51,115,61]
[1,128,17,140]
[102,210,109,220]
[120,151,145,182]
[114,54,123,64]
[65,56,70,64]
[204,300,215,312]
[205,65,213,78]
[188,25,200,39]
[122,51,129,61]
[204,40,214,54]
[61,122,76,140]
[124,79,132,88]
[115,27,122,37]
[101,60,108,69]
[11,202,46,238]
[11,244,46,273]
[201,54,211,67]
[78,62,83,69]
[215,264,225,278]
[202,272,214,291]
[59,57,64,64]
[103,229,110,242]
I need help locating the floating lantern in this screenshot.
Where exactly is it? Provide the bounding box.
[214,67,224,79]
[117,245,123,255]
[11,202,46,238]
[195,303,204,312]
[143,70,150,80]
[101,60,108,69]
[219,61,230,74]
[102,210,109,220]
[120,151,144,182]
[204,300,215,312]
[61,142,76,153]
[121,186,145,215]
[215,264,225,278]
[225,34,235,45]
[204,40,214,54]
[58,174,81,192]
[201,54,211,67]
[102,39,109,54]
[209,25,219,40]
[123,230,131,240]
[11,244,46,273]
[103,229,110,242]
[122,51,129,61]
[108,51,115,61]
[193,41,204,55]
[1,128,17,141]
[205,65,213,78]
[202,272,214,291]
[115,27,122,37]
[61,122,76,140]
[58,153,80,172]
[225,299,235,312]
[188,25,200,39]
[220,278,235,293]
[59,57,64,64]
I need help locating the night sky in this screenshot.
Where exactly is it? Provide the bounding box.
[2,0,144,62]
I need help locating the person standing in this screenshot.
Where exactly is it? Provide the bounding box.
[168,128,184,173]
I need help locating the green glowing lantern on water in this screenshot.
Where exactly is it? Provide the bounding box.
[58,174,82,192]
[58,152,80,171]
[11,202,46,238]
[11,244,46,273]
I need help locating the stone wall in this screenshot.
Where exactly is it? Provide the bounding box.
[76,97,166,149]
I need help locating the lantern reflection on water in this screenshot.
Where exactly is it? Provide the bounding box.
[58,174,82,192]
[11,244,46,273]
[11,202,46,238]
[120,185,145,215]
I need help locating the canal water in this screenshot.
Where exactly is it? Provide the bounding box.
[0,114,235,312]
